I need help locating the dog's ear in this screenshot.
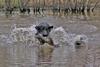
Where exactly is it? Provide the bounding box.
[48,26,53,32]
[49,26,53,29]
[35,26,40,31]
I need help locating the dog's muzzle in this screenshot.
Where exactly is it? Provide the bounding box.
[43,34,48,37]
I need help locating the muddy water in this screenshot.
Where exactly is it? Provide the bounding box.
[0,9,100,67]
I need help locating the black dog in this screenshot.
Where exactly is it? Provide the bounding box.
[35,22,53,45]
[35,22,53,37]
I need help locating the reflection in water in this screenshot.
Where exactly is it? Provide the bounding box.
[0,7,98,19]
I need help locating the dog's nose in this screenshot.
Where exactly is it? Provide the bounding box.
[43,34,48,37]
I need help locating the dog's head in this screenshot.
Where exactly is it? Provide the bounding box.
[35,22,53,37]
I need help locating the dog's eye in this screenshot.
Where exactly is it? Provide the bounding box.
[80,37,83,40]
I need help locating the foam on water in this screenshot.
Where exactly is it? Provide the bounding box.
[0,34,15,46]
[0,26,89,47]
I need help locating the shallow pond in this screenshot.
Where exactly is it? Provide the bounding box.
[0,9,100,67]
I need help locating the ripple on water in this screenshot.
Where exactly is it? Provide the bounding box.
[65,24,98,34]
